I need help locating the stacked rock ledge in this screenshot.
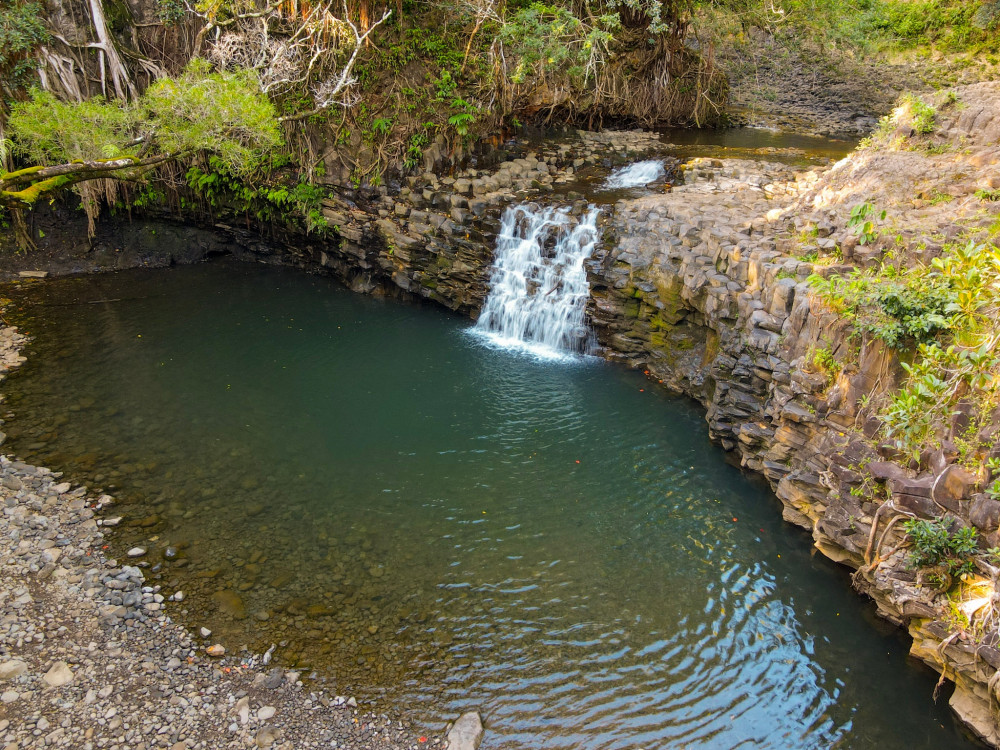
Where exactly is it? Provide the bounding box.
[583,81,1000,746]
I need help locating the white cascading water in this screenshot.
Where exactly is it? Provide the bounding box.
[473,203,599,359]
[602,159,665,190]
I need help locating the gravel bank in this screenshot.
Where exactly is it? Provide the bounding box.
[0,323,447,750]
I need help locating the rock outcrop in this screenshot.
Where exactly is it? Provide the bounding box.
[585,82,1000,746]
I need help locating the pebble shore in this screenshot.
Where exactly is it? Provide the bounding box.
[0,322,445,750]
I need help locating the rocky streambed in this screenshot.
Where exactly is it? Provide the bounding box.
[0,323,475,748]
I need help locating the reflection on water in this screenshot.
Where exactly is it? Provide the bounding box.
[657,125,857,158]
[1,262,979,749]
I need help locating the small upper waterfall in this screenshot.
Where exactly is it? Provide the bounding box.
[473,203,599,358]
[602,160,665,189]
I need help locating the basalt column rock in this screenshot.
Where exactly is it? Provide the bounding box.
[584,141,1000,748]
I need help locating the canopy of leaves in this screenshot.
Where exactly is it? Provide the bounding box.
[7,91,135,164]
[7,60,283,178]
[0,0,49,99]
[499,3,619,85]
[143,59,283,175]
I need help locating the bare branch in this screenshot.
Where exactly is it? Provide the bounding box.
[186,0,284,54]
[196,0,392,120]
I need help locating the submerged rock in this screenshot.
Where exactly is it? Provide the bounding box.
[446,711,484,750]
[211,589,247,619]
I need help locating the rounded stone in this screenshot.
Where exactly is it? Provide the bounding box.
[42,661,74,687]
[0,660,28,680]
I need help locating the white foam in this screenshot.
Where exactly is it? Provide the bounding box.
[473,204,599,358]
[601,160,665,189]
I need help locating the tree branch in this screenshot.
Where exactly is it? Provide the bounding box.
[0,151,192,208]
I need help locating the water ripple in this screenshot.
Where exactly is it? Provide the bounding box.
[1,262,974,750]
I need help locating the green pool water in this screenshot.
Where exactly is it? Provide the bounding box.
[2,261,981,749]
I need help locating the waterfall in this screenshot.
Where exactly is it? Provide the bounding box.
[602,160,665,190]
[473,203,599,359]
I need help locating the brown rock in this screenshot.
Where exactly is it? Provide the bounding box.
[211,589,247,620]
[867,461,908,483]
[932,464,979,511]
[926,449,949,474]
[970,494,1000,533]
[888,474,934,498]
[894,492,939,519]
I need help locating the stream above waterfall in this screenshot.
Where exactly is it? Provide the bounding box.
[1,261,981,749]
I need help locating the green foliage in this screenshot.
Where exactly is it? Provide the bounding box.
[143,60,282,176]
[186,156,329,235]
[867,0,995,50]
[987,477,1000,500]
[882,344,963,457]
[900,94,937,134]
[154,0,186,25]
[9,60,282,177]
[702,0,995,56]
[809,267,958,350]
[447,111,476,136]
[903,517,978,581]
[402,132,429,170]
[499,3,617,85]
[431,69,458,101]
[0,0,49,100]
[405,27,465,72]
[7,90,134,163]
[811,346,839,377]
[974,0,1000,28]
[847,202,886,245]
[859,241,1000,459]
[127,184,165,210]
[370,117,393,136]
[975,188,1000,202]
[606,0,675,34]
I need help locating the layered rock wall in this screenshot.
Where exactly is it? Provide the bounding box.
[584,86,1000,745]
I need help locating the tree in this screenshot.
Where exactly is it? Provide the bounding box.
[1,60,283,234]
[0,0,49,156]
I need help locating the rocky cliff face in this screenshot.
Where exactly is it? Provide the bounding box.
[585,82,1000,746]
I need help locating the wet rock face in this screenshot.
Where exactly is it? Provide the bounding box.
[579,84,1000,746]
[286,130,674,315]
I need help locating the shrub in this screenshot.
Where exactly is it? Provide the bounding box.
[847,202,886,245]
[903,517,978,581]
[900,94,937,134]
[809,270,958,349]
